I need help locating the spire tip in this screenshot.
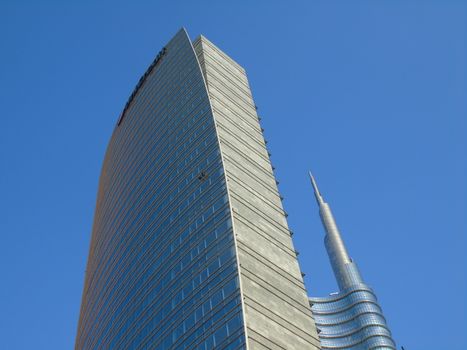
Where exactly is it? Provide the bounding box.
[309,171,324,205]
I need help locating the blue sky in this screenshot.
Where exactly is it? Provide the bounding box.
[0,1,465,349]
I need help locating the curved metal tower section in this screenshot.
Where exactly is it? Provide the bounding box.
[308,174,396,350]
[76,28,320,350]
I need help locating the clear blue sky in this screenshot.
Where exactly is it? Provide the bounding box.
[0,1,465,349]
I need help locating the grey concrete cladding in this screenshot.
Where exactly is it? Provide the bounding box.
[193,33,320,349]
[76,27,321,350]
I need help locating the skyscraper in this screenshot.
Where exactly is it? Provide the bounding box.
[308,173,396,349]
[76,28,320,350]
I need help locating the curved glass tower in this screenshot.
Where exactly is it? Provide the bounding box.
[308,173,396,350]
[75,29,320,350]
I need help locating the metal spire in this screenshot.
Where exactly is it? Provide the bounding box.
[308,171,363,290]
[309,171,324,206]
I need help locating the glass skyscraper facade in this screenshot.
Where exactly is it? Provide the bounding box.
[308,174,396,350]
[76,29,320,350]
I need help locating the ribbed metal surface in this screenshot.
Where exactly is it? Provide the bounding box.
[310,285,396,350]
[320,202,357,290]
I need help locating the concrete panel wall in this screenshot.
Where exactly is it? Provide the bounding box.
[193,36,320,350]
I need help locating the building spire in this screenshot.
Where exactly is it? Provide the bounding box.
[308,171,363,290]
[309,171,324,206]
